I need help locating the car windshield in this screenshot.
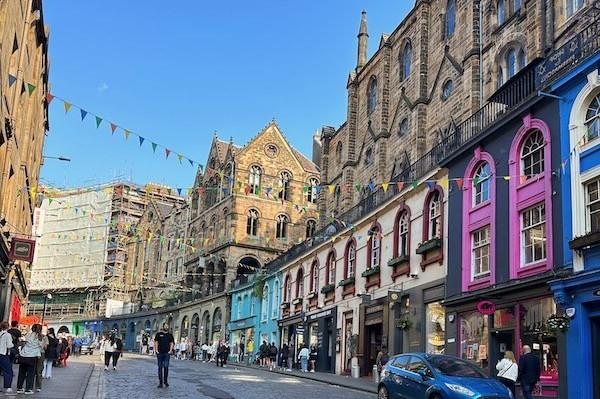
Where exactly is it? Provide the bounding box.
[427,356,487,378]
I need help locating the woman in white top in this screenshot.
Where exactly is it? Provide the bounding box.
[496,350,518,397]
[16,324,44,394]
[0,321,15,394]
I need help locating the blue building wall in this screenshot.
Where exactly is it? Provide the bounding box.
[549,52,600,399]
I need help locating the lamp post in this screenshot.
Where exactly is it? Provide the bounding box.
[41,293,52,325]
[42,155,71,162]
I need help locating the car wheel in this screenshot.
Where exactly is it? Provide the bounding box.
[430,394,442,399]
[378,386,389,399]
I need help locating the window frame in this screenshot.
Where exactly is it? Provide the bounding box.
[367,75,378,115]
[471,226,491,279]
[367,223,382,270]
[441,80,454,101]
[400,42,412,81]
[520,130,545,179]
[276,214,289,239]
[586,178,600,233]
[445,0,456,39]
[296,268,304,298]
[326,250,336,285]
[344,239,357,279]
[249,165,262,195]
[520,203,547,266]
[427,191,442,240]
[585,93,600,142]
[497,0,506,25]
[473,162,492,206]
[306,219,317,239]
[278,170,292,201]
[310,260,319,293]
[307,177,320,204]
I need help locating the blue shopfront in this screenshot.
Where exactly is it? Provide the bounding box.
[227,315,257,364]
[541,8,600,398]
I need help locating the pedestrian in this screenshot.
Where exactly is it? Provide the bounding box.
[518,345,541,399]
[239,341,245,363]
[16,323,43,395]
[141,334,149,354]
[309,345,318,373]
[280,343,289,371]
[376,345,389,380]
[223,341,230,366]
[42,328,58,379]
[216,342,224,367]
[298,344,310,372]
[112,335,123,370]
[496,350,518,397]
[175,341,181,360]
[201,342,208,362]
[259,340,268,367]
[73,336,82,357]
[7,321,21,364]
[0,321,15,395]
[102,334,118,371]
[287,342,294,371]
[148,338,154,355]
[154,323,174,388]
[269,342,278,371]
[34,331,48,392]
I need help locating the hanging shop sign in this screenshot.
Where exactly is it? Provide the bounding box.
[476,300,496,315]
[9,238,35,263]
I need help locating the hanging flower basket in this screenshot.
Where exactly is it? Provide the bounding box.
[545,314,570,333]
[396,317,412,330]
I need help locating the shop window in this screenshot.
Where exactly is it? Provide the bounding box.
[473,162,492,205]
[472,227,491,279]
[367,76,378,115]
[249,165,262,195]
[585,92,600,141]
[521,130,545,179]
[425,302,445,354]
[492,308,516,329]
[521,204,546,265]
[586,178,600,233]
[445,0,456,38]
[326,251,336,285]
[460,311,489,369]
[520,297,559,383]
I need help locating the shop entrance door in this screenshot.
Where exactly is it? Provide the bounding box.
[490,330,514,376]
[365,323,383,376]
[592,317,600,399]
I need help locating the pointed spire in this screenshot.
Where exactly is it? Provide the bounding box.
[357,10,369,70]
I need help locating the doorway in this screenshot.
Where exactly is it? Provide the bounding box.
[490,330,514,376]
[364,323,383,376]
[592,317,600,399]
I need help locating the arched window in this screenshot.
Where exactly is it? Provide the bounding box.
[307,177,319,204]
[367,76,378,114]
[326,251,336,285]
[368,224,381,269]
[278,171,292,201]
[310,261,319,293]
[497,0,506,25]
[272,279,280,317]
[246,209,259,236]
[514,0,522,12]
[399,118,409,137]
[345,240,356,278]
[296,268,304,298]
[336,142,343,163]
[426,190,442,240]
[335,185,341,209]
[400,42,412,81]
[396,209,410,258]
[365,147,373,165]
[521,130,545,178]
[276,214,289,239]
[445,0,456,38]
[249,165,262,195]
[284,274,291,302]
[507,48,516,78]
[585,93,600,141]
[441,80,454,100]
[473,162,492,205]
[261,284,269,322]
[210,216,217,239]
[306,219,316,239]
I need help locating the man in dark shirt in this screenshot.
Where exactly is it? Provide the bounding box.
[7,321,21,362]
[518,345,541,399]
[154,323,174,388]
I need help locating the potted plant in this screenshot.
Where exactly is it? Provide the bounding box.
[338,276,355,287]
[416,237,441,254]
[361,266,380,278]
[320,284,335,294]
[545,314,570,333]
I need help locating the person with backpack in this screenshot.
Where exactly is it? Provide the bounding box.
[269,342,278,371]
[376,345,390,380]
[0,321,16,395]
[7,321,21,364]
[259,341,269,367]
[309,345,318,373]
[42,328,58,379]
[280,343,289,371]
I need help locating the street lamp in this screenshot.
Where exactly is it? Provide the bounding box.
[41,293,52,325]
[42,155,71,162]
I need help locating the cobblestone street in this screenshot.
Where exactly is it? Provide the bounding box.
[85,354,376,399]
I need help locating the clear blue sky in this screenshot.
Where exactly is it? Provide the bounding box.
[41,1,412,190]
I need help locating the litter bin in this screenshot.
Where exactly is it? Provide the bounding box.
[373,365,379,383]
[351,364,360,379]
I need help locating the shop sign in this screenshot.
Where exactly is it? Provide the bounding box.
[9,238,35,263]
[476,300,496,315]
[366,304,384,315]
[309,309,332,320]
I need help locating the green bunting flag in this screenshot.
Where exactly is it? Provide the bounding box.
[95,116,102,128]
[151,142,157,153]
[27,83,36,95]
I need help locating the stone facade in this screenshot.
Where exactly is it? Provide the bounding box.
[0,0,49,321]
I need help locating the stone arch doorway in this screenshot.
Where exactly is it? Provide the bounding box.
[201,311,210,344]
[180,316,189,339]
[127,322,136,350]
[191,313,200,342]
[212,308,223,342]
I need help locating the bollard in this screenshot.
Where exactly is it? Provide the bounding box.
[351,364,360,379]
[373,365,379,384]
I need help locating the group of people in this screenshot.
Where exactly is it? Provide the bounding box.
[0,321,67,395]
[253,342,317,373]
[495,345,542,399]
[99,332,123,371]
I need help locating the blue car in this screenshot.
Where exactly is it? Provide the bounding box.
[378,353,513,399]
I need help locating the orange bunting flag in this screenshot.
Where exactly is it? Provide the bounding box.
[381,182,389,193]
[46,93,55,104]
[520,175,528,184]
[455,178,464,191]
[110,123,118,134]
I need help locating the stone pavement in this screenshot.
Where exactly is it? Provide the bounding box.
[8,356,94,399]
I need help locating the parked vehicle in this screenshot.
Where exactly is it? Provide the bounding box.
[80,341,94,355]
[378,353,513,399]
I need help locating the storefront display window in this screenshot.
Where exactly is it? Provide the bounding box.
[309,322,318,347]
[426,302,445,354]
[493,308,516,329]
[460,311,489,369]
[520,297,559,384]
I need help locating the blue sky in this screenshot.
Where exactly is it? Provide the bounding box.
[41,1,412,190]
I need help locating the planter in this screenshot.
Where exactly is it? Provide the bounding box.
[338,277,356,287]
[388,254,410,267]
[306,291,317,300]
[292,298,303,305]
[361,266,381,278]
[280,302,290,309]
[320,284,335,294]
[569,231,600,250]
[416,238,441,254]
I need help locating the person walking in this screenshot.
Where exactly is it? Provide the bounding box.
[298,344,310,372]
[112,335,123,370]
[141,334,149,354]
[496,350,518,397]
[102,334,118,371]
[7,321,21,364]
[16,324,44,395]
[73,336,81,357]
[376,345,390,381]
[0,321,15,395]
[309,345,318,373]
[42,328,58,379]
[154,323,174,388]
[518,345,541,399]
[280,343,289,371]
[287,342,294,371]
[201,342,208,362]
[238,341,245,363]
[269,342,278,371]
[34,332,48,393]
[259,341,268,367]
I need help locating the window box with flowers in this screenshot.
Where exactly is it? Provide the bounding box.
[361,266,381,278]
[388,254,410,267]
[416,237,442,254]
[306,291,317,300]
[291,297,303,306]
[338,277,355,287]
[362,266,381,289]
[389,254,411,279]
[320,284,335,294]
[569,231,600,250]
[338,276,355,298]
[280,302,290,309]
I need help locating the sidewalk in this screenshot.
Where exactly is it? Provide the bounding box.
[229,361,377,394]
[9,357,94,399]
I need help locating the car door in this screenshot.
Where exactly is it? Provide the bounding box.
[402,356,434,399]
[387,355,411,399]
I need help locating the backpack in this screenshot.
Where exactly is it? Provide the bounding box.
[270,346,277,356]
[115,338,123,351]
